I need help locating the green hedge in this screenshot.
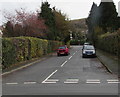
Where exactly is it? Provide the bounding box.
[2,37,62,69]
[70,40,79,45]
[96,30,120,57]
[70,39,85,45]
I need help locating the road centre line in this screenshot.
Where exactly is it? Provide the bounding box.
[73,53,76,55]
[42,70,58,83]
[68,56,72,60]
[61,61,68,67]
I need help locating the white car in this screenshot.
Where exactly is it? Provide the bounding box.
[82,45,96,58]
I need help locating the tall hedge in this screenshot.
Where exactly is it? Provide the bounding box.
[96,30,120,57]
[2,37,62,69]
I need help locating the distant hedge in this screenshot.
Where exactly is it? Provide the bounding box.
[96,29,120,57]
[2,37,62,69]
[70,39,85,45]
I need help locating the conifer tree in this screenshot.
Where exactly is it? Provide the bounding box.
[38,2,57,40]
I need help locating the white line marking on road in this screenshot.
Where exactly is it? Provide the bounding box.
[46,79,59,82]
[87,79,100,82]
[86,79,100,84]
[64,81,78,84]
[42,81,57,83]
[68,56,72,60]
[86,81,100,84]
[6,83,18,85]
[107,79,120,84]
[61,61,67,67]
[73,53,76,55]
[24,82,36,84]
[107,79,119,82]
[108,82,120,84]
[66,79,79,81]
[42,70,58,83]
[64,79,79,84]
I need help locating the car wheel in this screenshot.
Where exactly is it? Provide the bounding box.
[82,55,85,58]
[94,55,97,58]
[57,53,60,56]
[66,53,68,56]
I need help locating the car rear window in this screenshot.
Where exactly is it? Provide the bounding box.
[59,47,66,49]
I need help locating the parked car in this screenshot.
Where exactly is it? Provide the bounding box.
[57,46,69,56]
[82,45,96,58]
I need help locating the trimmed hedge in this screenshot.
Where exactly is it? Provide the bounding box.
[2,37,62,69]
[96,29,120,57]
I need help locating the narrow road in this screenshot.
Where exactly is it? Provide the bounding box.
[2,46,119,95]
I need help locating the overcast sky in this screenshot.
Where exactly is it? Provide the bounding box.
[0,0,119,25]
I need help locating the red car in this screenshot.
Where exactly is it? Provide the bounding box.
[57,46,69,56]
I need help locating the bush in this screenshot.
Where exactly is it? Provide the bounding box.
[2,37,62,69]
[96,30,119,56]
[2,38,16,69]
[70,40,79,45]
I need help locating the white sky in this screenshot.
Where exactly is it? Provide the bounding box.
[0,0,119,25]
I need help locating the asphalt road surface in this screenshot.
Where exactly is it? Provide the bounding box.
[2,46,119,95]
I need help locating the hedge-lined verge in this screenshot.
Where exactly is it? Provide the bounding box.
[2,37,62,69]
[96,29,120,57]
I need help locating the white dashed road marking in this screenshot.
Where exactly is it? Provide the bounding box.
[24,82,36,84]
[61,61,68,67]
[86,79,100,84]
[68,56,72,60]
[73,53,76,55]
[107,79,119,82]
[107,79,120,83]
[5,79,120,85]
[42,70,58,83]
[66,79,79,81]
[64,79,79,84]
[108,82,120,83]
[42,79,59,83]
[6,83,18,85]
[87,79,100,81]
[86,81,101,84]
[45,79,59,82]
